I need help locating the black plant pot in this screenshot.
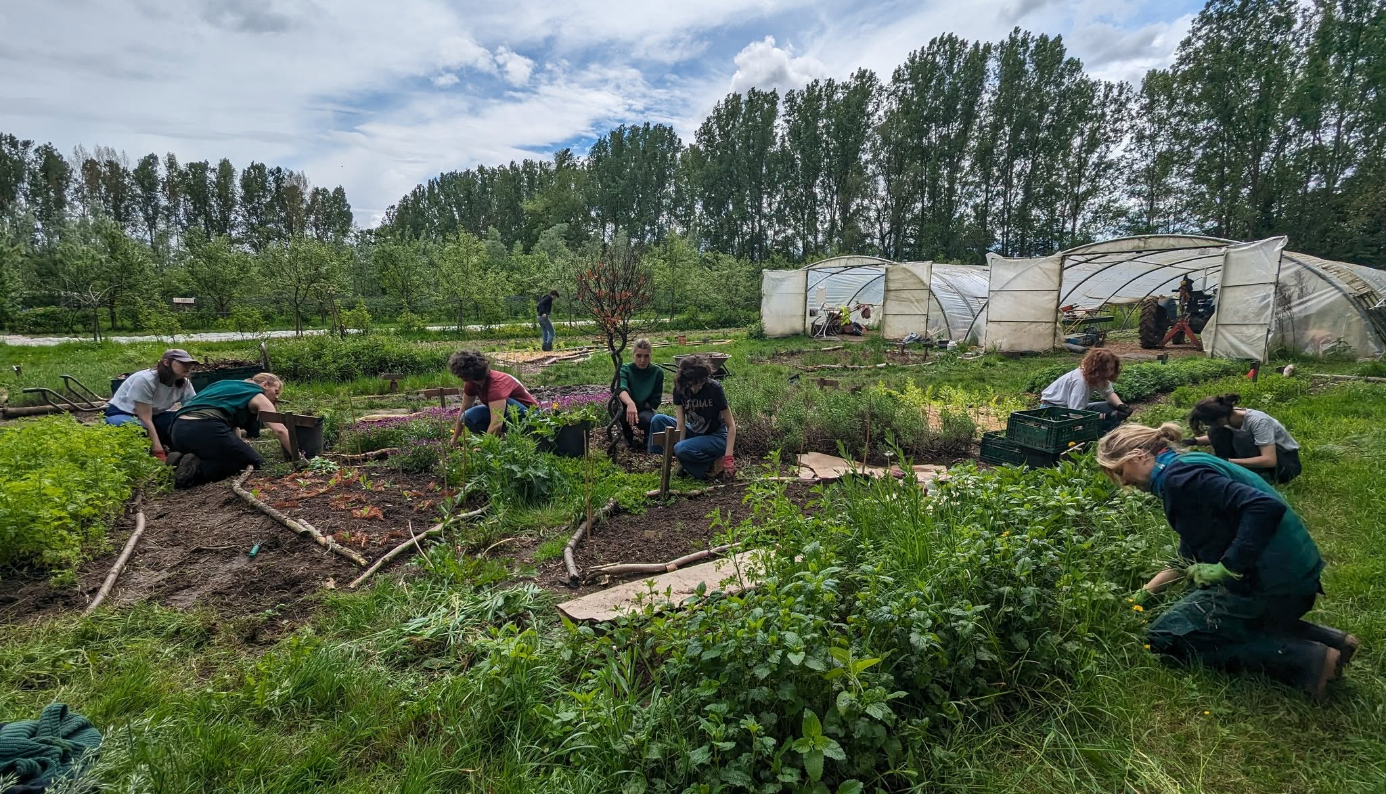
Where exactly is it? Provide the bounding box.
[538,420,593,457]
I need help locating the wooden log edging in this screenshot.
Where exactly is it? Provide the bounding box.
[84,511,146,615]
[231,468,369,567]
[1309,372,1386,384]
[329,447,402,463]
[563,498,619,588]
[347,505,487,589]
[587,544,737,579]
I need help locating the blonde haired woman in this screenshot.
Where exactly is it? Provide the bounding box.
[1097,423,1356,698]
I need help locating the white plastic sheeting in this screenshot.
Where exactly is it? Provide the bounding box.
[760,269,808,337]
[881,262,933,339]
[983,253,1062,352]
[1205,237,1286,361]
[760,257,989,341]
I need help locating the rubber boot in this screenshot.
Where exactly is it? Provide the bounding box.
[1305,645,1342,701]
[1296,621,1360,674]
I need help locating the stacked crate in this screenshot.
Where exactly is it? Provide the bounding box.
[980,407,1102,468]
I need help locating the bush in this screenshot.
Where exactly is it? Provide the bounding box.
[11,306,79,335]
[271,336,454,383]
[1025,357,1244,402]
[547,461,1170,791]
[0,417,166,577]
[447,432,562,508]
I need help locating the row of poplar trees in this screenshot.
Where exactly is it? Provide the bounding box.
[385,0,1386,268]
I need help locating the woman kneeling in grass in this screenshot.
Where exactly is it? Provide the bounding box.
[1185,393,1302,483]
[1097,422,1357,699]
[648,355,736,479]
[169,373,293,488]
[1040,348,1131,434]
[448,350,538,441]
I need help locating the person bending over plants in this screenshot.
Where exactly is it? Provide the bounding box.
[1185,393,1301,483]
[648,355,736,479]
[168,373,293,488]
[1097,422,1357,699]
[104,348,199,461]
[448,349,538,440]
[1040,347,1131,434]
[616,337,668,451]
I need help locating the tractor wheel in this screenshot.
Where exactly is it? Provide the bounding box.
[1138,298,1169,349]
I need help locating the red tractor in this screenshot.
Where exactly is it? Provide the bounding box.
[1139,278,1216,350]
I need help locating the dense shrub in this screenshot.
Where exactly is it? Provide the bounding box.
[0,417,165,577]
[271,336,454,382]
[1025,356,1244,402]
[10,306,79,334]
[538,460,1169,791]
[729,373,989,461]
[447,432,563,508]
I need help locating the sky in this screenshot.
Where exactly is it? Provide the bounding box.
[0,0,1203,227]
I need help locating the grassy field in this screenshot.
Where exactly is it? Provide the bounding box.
[1,332,1384,792]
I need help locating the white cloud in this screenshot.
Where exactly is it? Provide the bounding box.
[728,36,827,94]
[494,46,535,86]
[0,0,1197,225]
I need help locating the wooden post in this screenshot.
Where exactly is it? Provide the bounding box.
[422,387,461,409]
[257,410,319,462]
[379,372,404,393]
[658,427,677,498]
[816,378,839,389]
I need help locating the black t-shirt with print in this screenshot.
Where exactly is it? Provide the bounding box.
[675,379,728,436]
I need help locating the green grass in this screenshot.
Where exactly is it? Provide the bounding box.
[3,335,1385,792]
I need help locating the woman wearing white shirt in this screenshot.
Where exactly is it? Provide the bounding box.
[1039,348,1131,434]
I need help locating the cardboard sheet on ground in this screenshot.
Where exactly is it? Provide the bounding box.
[796,452,945,486]
[556,551,769,622]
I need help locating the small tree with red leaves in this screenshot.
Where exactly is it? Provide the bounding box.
[574,242,654,458]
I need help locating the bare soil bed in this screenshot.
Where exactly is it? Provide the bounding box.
[0,482,360,634]
[244,466,459,555]
[528,481,818,595]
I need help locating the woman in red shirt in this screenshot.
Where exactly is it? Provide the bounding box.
[447,350,538,440]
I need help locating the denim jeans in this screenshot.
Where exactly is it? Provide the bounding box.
[463,398,529,435]
[647,415,728,479]
[646,412,678,454]
[104,405,178,447]
[538,315,555,351]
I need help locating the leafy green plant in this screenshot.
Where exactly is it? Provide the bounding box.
[0,417,166,578]
[447,432,562,508]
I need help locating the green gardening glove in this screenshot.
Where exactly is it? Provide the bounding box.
[1185,562,1243,588]
[1128,588,1151,606]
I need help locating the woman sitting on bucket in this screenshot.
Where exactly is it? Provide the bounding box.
[1185,393,1302,483]
[1040,348,1131,434]
[648,355,736,479]
[1097,422,1357,699]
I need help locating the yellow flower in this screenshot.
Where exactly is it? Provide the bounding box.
[1001,531,1010,537]
[1203,711,1211,716]
[1143,644,1151,650]
[551,402,559,410]
[1068,441,1076,447]
[1131,604,1144,612]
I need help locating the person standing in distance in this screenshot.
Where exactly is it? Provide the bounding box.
[537,289,559,351]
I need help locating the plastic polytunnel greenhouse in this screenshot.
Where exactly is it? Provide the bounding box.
[759,236,1386,360]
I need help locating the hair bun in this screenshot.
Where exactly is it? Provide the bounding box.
[1157,422,1185,443]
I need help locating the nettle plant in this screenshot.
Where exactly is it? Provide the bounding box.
[541,458,1170,792]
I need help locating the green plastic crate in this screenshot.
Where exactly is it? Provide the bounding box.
[1005,407,1101,452]
[979,431,1062,468]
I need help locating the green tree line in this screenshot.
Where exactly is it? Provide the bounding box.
[386,0,1386,266]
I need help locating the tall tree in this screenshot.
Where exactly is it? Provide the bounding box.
[131,153,163,249]
[187,232,253,316]
[211,158,238,237]
[238,162,273,251]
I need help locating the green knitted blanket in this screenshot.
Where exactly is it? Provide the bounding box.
[0,703,102,789]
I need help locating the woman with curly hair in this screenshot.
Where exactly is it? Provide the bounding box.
[1185,393,1301,483]
[447,350,537,440]
[1096,423,1356,699]
[1039,347,1130,433]
[646,355,737,479]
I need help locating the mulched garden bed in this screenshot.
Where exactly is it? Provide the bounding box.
[528,481,819,595]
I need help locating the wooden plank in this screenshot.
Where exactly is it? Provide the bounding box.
[556,551,770,623]
[795,452,946,487]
